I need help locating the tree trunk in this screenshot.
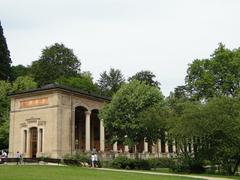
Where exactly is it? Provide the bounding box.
[233,158,240,175]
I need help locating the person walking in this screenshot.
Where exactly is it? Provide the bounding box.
[91,153,95,167]
[2,151,7,164]
[16,151,22,165]
[93,153,98,168]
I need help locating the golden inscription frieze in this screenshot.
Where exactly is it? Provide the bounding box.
[20,97,48,108]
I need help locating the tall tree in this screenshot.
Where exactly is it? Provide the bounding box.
[0,21,12,80]
[0,76,37,149]
[31,43,81,86]
[129,70,160,88]
[55,72,100,93]
[11,76,38,92]
[100,80,164,149]
[169,97,240,175]
[185,43,240,100]
[97,68,125,96]
[0,80,11,124]
[136,104,168,146]
[11,64,31,81]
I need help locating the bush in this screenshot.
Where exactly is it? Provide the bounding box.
[134,159,151,170]
[110,156,150,170]
[147,158,175,169]
[111,156,133,169]
[169,156,205,173]
[63,153,91,166]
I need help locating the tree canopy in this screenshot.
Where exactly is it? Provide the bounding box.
[0,76,37,149]
[185,43,240,100]
[55,72,99,93]
[169,97,240,175]
[97,68,125,96]
[10,64,31,81]
[0,21,12,81]
[31,43,81,86]
[100,80,164,148]
[129,70,160,88]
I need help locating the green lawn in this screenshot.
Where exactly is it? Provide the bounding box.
[153,168,240,180]
[0,166,202,180]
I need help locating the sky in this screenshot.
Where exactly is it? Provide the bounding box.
[1,0,240,96]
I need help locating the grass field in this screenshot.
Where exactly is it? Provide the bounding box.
[153,168,240,180]
[0,166,203,180]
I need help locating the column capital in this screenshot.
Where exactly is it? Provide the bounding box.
[85,110,91,115]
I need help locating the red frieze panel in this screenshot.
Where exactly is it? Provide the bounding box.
[20,97,48,108]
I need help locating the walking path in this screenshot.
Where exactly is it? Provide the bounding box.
[97,168,234,180]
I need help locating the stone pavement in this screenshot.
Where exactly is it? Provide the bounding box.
[96,168,234,180]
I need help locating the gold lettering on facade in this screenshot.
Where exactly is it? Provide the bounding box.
[20,97,48,108]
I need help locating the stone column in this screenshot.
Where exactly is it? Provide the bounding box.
[71,109,75,154]
[173,140,176,153]
[144,139,148,153]
[124,145,129,153]
[37,128,41,156]
[191,138,194,152]
[100,119,105,152]
[165,132,169,153]
[85,111,91,151]
[152,144,156,154]
[113,142,118,152]
[158,139,162,153]
[26,129,30,157]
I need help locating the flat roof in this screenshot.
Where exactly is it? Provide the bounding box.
[9,83,111,101]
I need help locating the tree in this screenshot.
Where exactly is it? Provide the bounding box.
[11,64,31,81]
[136,104,168,148]
[0,110,9,150]
[129,70,160,88]
[200,97,240,175]
[31,43,81,86]
[11,76,38,92]
[0,21,12,80]
[185,43,240,100]
[55,72,99,93]
[100,80,164,149]
[97,68,125,96]
[0,76,37,149]
[0,80,11,124]
[169,97,240,175]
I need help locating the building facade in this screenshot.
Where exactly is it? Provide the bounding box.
[9,84,178,159]
[8,84,110,158]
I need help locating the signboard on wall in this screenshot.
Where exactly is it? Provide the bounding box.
[20,97,48,108]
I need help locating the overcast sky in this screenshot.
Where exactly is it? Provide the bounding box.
[1,0,240,96]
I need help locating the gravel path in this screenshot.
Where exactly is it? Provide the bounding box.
[97,168,234,180]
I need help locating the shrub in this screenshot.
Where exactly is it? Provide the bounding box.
[147,158,175,169]
[110,156,150,170]
[63,153,91,166]
[169,156,205,173]
[134,159,151,170]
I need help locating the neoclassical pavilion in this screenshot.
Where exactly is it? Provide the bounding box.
[9,84,178,158]
[8,84,110,158]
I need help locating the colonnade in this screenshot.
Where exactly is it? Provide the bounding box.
[74,107,194,155]
[74,110,105,152]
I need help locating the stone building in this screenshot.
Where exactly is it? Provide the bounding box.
[9,84,177,158]
[8,84,110,158]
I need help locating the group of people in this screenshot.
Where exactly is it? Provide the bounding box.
[90,147,99,167]
[90,153,98,167]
